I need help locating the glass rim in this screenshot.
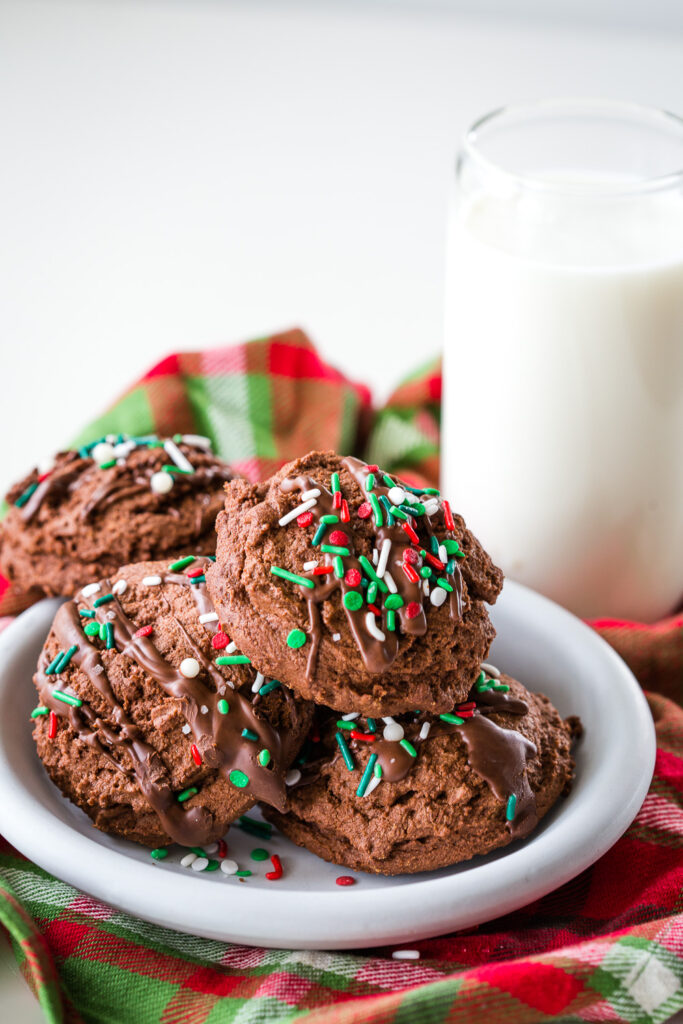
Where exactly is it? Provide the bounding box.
[462,98,683,196]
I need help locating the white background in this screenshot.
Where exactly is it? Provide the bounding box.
[1,3,682,1018]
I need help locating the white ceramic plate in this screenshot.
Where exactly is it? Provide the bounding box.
[0,582,655,950]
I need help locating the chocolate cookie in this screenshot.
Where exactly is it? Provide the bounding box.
[263,671,579,875]
[207,451,503,715]
[31,557,313,848]
[1,434,238,600]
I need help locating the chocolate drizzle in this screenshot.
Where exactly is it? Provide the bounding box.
[35,559,306,846]
[279,457,463,678]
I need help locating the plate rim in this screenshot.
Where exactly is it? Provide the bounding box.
[0,582,656,949]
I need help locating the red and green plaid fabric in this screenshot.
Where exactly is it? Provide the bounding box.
[1,330,682,1024]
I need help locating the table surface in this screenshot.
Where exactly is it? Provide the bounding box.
[1,2,682,1017]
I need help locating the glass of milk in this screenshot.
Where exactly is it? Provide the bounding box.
[443,99,683,621]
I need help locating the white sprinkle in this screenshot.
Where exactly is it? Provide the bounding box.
[181,724,191,735]
[285,768,302,786]
[198,612,218,624]
[392,950,420,960]
[364,775,381,796]
[91,442,116,465]
[113,440,136,459]
[430,587,447,607]
[81,582,101,598]
[384,572,397,594]
[112,579,127,596]
[423,498,439,516]
[204,842,219,854]
[225,679,235,690]
[191,857,209,872]
[220,859,239,875]
[226,641,237,654]
[439,544,449,564]
[422,580,430,597]
[300,488,321,501]
[181,434,212,450]
[383,722,405,742]
[116,458,126,466]
[252,672,265,694]
[180,657,200,678]
[278,498,317,527]
[419,721,431,741]
[481,662,501,679]
[342,712,360,721]
[372,548,379,565]
[200,704,209,714]
[388,486,405,506]
[142,575,162,586]
[376,538,392,579]
[382,717,396,725]
[303,560,318,571]
[105,434,118,444]
[402,492,418,505]
[164,438,194,474]
[180,853,197,868]
[150,471,173,495]
[332,633,341,642]
[365,612,385,642]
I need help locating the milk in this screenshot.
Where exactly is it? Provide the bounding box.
[443,183,683,620]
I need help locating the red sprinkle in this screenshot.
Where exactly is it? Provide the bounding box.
[297,511,314,527]
[424,552,445,571]
[329,529,348,546]
[212,632,230,650]
[458,709,474,718]
[402,521,420,545]
[350,731,376,742]
[344,568,361,587]
[186,567,204,578]
[357,502,372,520]
[336,875,356,886]
[405,601,421,619]
[403,548,419,565]
[37,470,52,483]
[133,624,154,639]
[340,499,350,523]
[402,563,420,584]
[217,839,228,859]
[366,465,378,473]
[48,710,58,740]
[313,565,334,575]
[443,499,455,533]
[333,491,342,509]
[190,744,202,766]
[310,728,321,744]
[458,702,476,711]
[265,854,283,881]
[367,604,381,616]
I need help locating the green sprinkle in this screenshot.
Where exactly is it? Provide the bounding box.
[99,622,108,641]
[506,794,517,821]
[358,556,388,592]
[217,699,230,714]
[55,644,78,672]
[335,731,355,771]
[492,682,510,693]
[258,749,271,767]
[382,474,395,488]
[312,523,327,546]
[45,653,63,676]
[204,860,220,871]
[333,556,345,579]
[30,707,49,718]
[177,787,198,803]
[104,622,115,650]
[52,690,82,708]
[436,578,453,592]
[241,728,258,741]
[190,575,206,585]
[150,848,168,860]
[399,739,417,757]
[476,671,491,693]
[442,539,463,556]
[84,621,100,637]
[321,514,339,524]
[235,870,252,877]
[430,536,439,555]
[286,629,307,649]
[365,472,376,492]
[78,609,94,618]
[385,500,408,521]
[93,594,114,608]
[270,566,315,589]
[331,471,341,493]
[336,720,355,730]
[239,815,271,836]
[440,713,465,725]
[258,679,282,695]
[373,761,382,778]
[15,482,39,508]
[251,847,269,861]
[99,459,117,469]
[190,847,207,857]
[422,487,440,495]
[343,591,363,611]
[229,769,249,788]
[384,594,404,610]
[162,464,193,475]
[168,556,195,572]
[216,655,251,665]
[386,609,396,631]
[408,502,426,516]
[446,559,456,574]
[367,582,378,604]
[366,718,376,733]
[420,566,433,579]
[369,493,383,527]
[356,753,378,797]
[320,544,349,556]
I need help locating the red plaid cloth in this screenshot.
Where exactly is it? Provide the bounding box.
[1,330,681,1024]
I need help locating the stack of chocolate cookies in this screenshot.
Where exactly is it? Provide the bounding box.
[4,438,579,876]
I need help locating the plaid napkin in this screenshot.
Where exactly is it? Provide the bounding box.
[1,329,682,1024]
